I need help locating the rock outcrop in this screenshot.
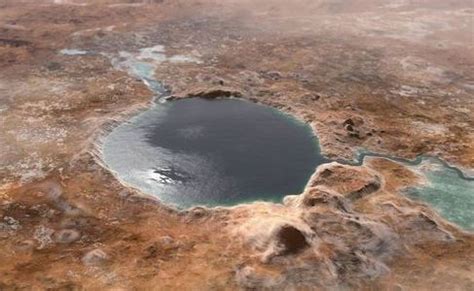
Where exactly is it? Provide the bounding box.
[229,161,460,288]
[167,87,243,100]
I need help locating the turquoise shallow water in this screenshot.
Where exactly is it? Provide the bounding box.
[405,160,474,231]
[347,153,474,231]
[102,46,474,231]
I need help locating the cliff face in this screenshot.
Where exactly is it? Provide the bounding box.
[0,0,473,289]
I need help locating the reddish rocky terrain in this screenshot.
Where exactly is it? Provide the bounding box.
[1,0,473,289]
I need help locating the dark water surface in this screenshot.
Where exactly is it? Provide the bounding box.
[103,98,327,208]
[102,46,473,229]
